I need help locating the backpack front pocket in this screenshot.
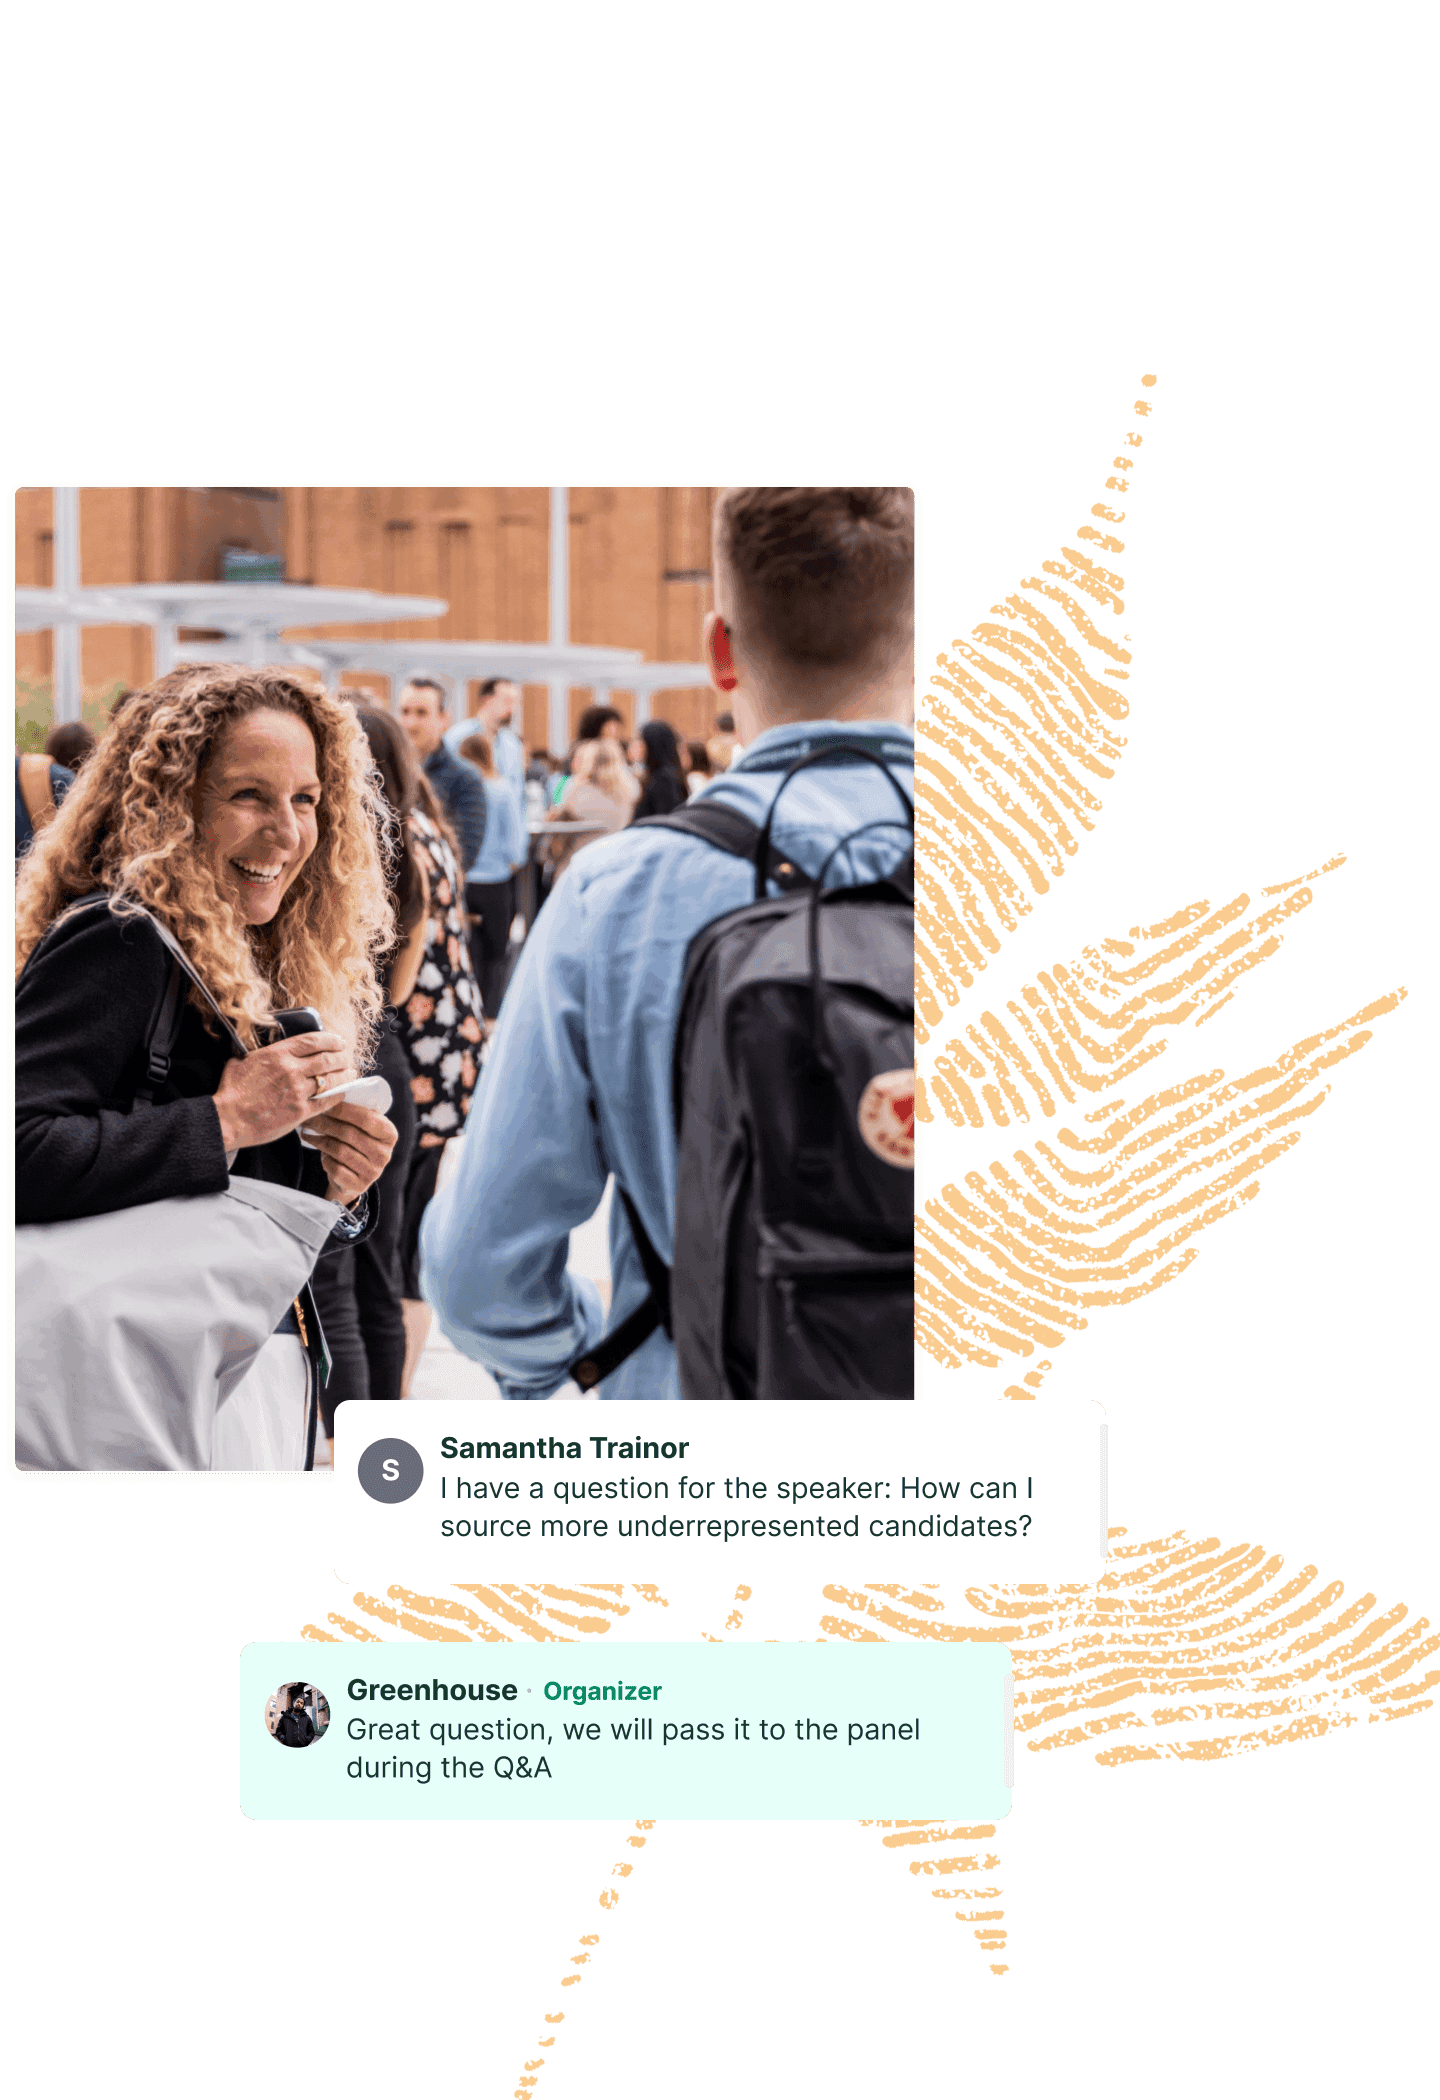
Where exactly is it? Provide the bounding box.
[754,1244,914,1399]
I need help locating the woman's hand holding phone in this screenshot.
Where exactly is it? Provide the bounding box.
[212,1033,356,1153]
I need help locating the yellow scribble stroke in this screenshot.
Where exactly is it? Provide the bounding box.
[916,376,1407,1387]
[301,1579,642,1646]
[863,1818,1008,1974]
[822,1532,1437,1760]
[920,861,1346,1131]
[513,1821,658,2099]
[916,377,1156,1043]
[918,989,1404,1370]
[832,1532,1434,1976]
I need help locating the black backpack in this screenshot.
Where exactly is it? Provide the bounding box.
[570,746,914,1398]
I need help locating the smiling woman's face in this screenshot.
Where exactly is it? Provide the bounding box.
[195,707,322,926]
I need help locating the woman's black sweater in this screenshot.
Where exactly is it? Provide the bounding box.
[16,894,341,1228]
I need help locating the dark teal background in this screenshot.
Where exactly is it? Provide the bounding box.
[5,8,1435,2091]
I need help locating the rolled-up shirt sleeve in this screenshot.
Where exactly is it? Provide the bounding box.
[420,870,606,1399]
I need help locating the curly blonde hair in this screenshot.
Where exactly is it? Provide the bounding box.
[15,663,393,1066]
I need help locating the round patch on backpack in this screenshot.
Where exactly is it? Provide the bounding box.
[857,1068,915,1167]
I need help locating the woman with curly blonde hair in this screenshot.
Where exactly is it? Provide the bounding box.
[15,663,400,1468]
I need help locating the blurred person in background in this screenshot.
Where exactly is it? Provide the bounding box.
[306,705,424,1429]
[685,740,712,798]
[399,677,487,872]
[525,747,562,820]
[14,749,75,866]
[389,738,483,1394]
[444,677,526,821]
[573,702,626,747]
[548,736,639,881]
[15,664,398,1465]
[630,719,688,821]
[458,730,525,1021]
[560,705,628,813]
[706,710,742,772]
[422,488,914,1400]
[44,721,97,773]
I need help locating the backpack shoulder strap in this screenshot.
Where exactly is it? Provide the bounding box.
[569,1186,672,1392]
[634,801,813,891]
[850,852,915,904]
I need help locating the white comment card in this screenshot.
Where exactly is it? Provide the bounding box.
[334,1400,1107,1584]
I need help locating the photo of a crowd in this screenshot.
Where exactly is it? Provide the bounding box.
[14,487,916,1470]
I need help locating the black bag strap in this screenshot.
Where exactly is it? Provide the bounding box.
[570,1297,659,1392]
[568,1186,672,1392]
[299,1284,323,1461]
[632,801,813,891]
[51,894,250,1061]
[803,817,918,1081]
[133,954,187,1105]
[40,894,245,1100]
[752,744,913,902]
[132,915,250,1101]
[617,1186,672,1326]
[139,911,249,1058]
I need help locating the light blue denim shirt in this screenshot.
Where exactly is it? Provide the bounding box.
[466,774,526,884]
[444,717,526,822]
[421,718,915,1400]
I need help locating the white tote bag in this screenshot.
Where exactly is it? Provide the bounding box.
[15,1174,341,1471]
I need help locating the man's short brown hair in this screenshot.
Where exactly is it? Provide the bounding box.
[713,487,913,671]
[401,676,446,706]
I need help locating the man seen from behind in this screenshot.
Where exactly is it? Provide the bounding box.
[422,488,915,1399]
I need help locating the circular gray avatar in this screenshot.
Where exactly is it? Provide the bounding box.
[358,1437,424,1504]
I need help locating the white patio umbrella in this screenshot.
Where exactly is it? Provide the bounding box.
[18,580,449,721]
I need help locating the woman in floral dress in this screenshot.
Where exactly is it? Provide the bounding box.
[396,788,483,1388]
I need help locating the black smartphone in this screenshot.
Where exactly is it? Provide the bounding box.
[270,1007,324,1041]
